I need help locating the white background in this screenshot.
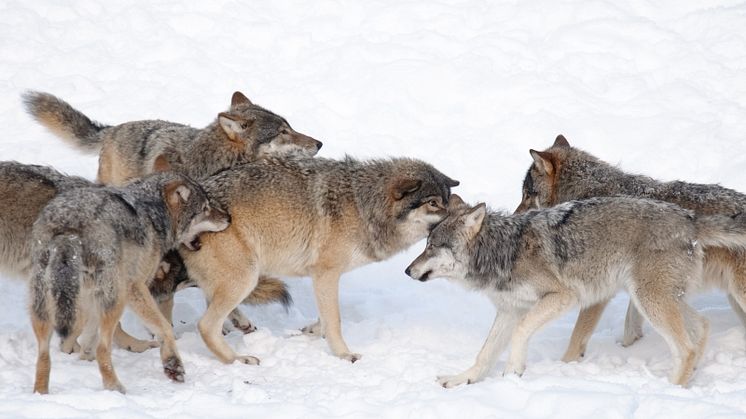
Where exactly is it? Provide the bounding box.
[1,1,746,417]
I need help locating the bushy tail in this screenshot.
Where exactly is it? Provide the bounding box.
[695,213,746,250]
[47,235,83,339]
[22,91,109,153]
[243,276,292,309]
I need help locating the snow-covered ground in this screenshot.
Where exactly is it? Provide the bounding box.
[2,0,746,417]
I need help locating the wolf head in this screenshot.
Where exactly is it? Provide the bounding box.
[161,175,231,251]
[217,91,322,159]
[405,195,484,282]
[514,134,575,213]
[382,160,460,244]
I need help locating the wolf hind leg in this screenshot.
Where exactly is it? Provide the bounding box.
[97,299,127,393]
[629,287,698,386]
[504,291,576,376]
[562,300,608,362]
[32,313,53,394]
[622,301,645,347]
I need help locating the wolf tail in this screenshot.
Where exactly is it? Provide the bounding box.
[23,91,110,153]
[695,213,746,250]
[243,277,293,310]
[46,235,83,339]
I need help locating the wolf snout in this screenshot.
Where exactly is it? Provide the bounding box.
[405,266,412,277]
[315,140,323,151]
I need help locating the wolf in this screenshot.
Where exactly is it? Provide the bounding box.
[30,172,230,394]
[23,90,322,185]
[0,161,282,355]
[24,91,300,338]
[516,135,746,362]
[405,194,746,386]
[179,156,459,364]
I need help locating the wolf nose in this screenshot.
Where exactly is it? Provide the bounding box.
[404,266,412,277]
[315,140,323,151]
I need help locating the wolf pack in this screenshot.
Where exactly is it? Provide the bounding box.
[3,90,746,394]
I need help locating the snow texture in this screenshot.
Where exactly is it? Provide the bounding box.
[2,0,746,417]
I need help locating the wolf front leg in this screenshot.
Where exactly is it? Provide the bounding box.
[622,300,645,347]
[504,291,576,376]
[562,300,609,362]
[437,310,520,388]
[312,269,359,362]
[128,281,185,382]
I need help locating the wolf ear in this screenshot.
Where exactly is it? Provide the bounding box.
[448,193,466,210]
[553,135,570,148]
[218,112,254,142]
[153,154,172,173]
[231,91,252,108]
[529,149,555,176]
[164,180,191,210]
[445,176,460,187]
[462,203,486,238]
[390,178,422,200]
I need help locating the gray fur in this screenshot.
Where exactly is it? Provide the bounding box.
[0,162,91,279]
[181,155,459,363]
[23,90,322,183]
[517,136,746,358]
[406,196,746,386]
[30,172,230,393]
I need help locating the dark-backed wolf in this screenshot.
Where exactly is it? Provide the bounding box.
[23,90,322,185]
[180,156,459,364]
[406,194,746,386]
[516,135,746,362]
[30,172,230,394]
[0,161,283,355]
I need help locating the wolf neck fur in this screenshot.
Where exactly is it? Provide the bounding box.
[559,153,658,201]
[466,212,523,290]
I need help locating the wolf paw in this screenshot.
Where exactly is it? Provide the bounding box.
[79,349,96,361]
[231,318,257,334]
[301,320,324,337]
[436,372,476,388]
[125,339,159,353]
[502,363,525,377]
[236,355,260,365]
[104,381,127,394]
[163,356,185,382]
[339,353,362,363]
[60,338,80,354]
[621,330,643,347]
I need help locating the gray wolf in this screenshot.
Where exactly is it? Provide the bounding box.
[0,162,283,355]
[517,135,746,362]
[23,90,300,339]
[404,194,746,386]
[30,172,230,394]
[23,90,322,185]
[180,156,459,364]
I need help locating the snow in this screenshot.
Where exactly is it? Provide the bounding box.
[1,0,746,417]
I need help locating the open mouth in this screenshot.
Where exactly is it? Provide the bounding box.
[184,236,202,251]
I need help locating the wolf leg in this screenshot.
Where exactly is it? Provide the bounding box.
[622,301,645,347]
[311,270,358,362]
[437,310,520,388]
[113,322,159,352]
[631,292,697,386]
[562,300,608,362]
[128,281,185,382]
[97,300,127,393]
[32,313,53,394]
[504,291,576,376]
[158,296,175,327]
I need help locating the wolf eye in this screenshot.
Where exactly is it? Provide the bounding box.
[281,128,289,134]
